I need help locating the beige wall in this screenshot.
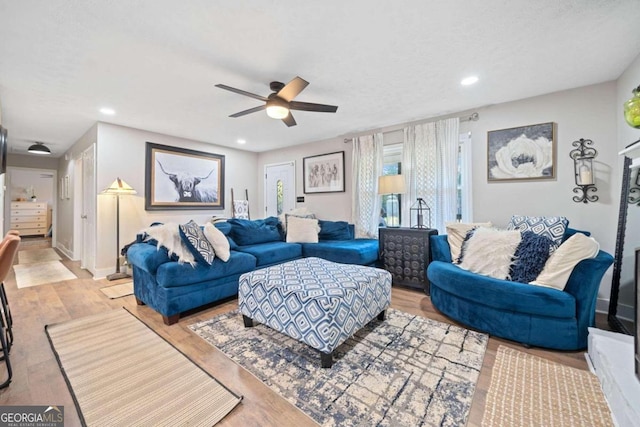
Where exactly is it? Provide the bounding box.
[93,123,258,277]
[257,136,352,221]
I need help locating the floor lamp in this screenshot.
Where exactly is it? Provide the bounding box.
[102,178,137,281]
[378,175,406,228]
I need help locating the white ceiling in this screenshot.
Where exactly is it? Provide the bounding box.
[1,1,640,156]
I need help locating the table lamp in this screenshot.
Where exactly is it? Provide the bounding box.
[378,175,406,227]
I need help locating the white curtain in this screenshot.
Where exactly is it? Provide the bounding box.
[351,133,384,238]
[402,118,459,232]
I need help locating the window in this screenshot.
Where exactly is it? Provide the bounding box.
[381,134,471,227]
[381,144,403,227]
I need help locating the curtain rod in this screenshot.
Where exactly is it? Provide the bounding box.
[343,111,479,143]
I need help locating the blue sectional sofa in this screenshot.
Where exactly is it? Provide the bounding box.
[126,217,379,324]
[426,228,614,350]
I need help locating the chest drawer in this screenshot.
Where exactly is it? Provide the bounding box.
[11,202,47,210]
[10,215,46,224]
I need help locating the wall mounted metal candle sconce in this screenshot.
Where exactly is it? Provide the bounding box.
[570,138,598,203]
[629,167,640,205]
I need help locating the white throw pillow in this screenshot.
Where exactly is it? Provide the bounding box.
[446,221,493,263]
[278,207,315,232]
[141,223,196,265]
[530,233,599,290]
[458,227,522,280]
[286,216,320,243]
[203,222,231,262]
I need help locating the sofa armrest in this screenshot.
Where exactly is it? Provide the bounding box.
[430,235,453,263]
[127,243,173,275]
[563,250,614,345]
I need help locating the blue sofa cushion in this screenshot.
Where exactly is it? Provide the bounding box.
[318,220,353,240]
[228,217,281,246]
[213,221,239,249]
[427,261,575,318]
[179,220,216,266]
[156,250,257,288]
[509,231,553,283]
[236,241,302,267]
[301,239,379,265]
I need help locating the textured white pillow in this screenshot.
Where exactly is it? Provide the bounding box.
[203,222,230,262]
[278,207,315,232]
[286,216,320,243]
[446,221,493,263]
[530,233,599,290]
[458,227,522,279]
[141,223,196,265]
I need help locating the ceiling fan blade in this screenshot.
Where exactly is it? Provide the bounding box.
[277,77,309,102]
[229,105,266,118]
[289,101,338,113]
[215,84,268,101]
[282,112,297,127]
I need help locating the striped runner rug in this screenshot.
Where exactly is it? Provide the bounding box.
[46,309,242,426]
[482,345,613,427]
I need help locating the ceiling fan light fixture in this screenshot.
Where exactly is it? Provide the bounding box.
[28,142,51,155]
[266,100,289,119]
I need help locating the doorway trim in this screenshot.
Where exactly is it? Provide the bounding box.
[264,161,296,217]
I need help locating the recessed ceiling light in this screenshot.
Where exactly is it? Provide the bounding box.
[461,76,479,86]
[100,107,116,115]
[237,139,246,145]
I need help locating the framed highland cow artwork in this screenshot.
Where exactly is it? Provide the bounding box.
[145,142,225,210]
[487,122,556,182]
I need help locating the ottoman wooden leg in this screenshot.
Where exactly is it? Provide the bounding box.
[321,351,333,368]
[377,310,386,321]
[242,315,254,327]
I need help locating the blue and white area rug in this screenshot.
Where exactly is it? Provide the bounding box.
[190,308,488,426]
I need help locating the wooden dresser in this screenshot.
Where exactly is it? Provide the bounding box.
[10,201,49,237]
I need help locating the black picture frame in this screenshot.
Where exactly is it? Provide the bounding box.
[487,122,556,182]
[0,126,7,175]
[303,151,345,194]
[145,142,225,211]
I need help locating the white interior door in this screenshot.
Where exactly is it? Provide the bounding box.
[81,144,96,273]
[264,162,295,217]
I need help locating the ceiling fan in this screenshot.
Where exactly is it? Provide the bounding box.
[215,76,338,127]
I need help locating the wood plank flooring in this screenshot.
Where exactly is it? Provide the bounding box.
[0,238,606,426]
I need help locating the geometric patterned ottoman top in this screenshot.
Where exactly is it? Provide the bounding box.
[238,257,392,359]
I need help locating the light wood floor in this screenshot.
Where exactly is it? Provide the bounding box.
[0,238,606,426]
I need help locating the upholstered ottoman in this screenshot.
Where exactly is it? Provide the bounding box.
[238,257,392,368]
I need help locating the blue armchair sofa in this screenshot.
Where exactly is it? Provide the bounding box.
[127,218,379,325]
[426,228,614,350]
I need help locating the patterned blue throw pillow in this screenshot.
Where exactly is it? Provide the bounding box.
[509,231,553,283]
[179,220,216,266]
[507,215,568,250]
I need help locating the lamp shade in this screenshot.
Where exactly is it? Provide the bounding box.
[27,142,51,155]
[378,175,406,195]
[102,178,137,195]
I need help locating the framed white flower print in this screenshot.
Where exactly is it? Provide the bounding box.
[487,122,556,182]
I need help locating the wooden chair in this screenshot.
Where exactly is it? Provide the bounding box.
[0,233,20,389]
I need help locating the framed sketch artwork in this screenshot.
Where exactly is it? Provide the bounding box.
[145,142,225,210]
[487,122,556,182]
[303,151,345,194]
